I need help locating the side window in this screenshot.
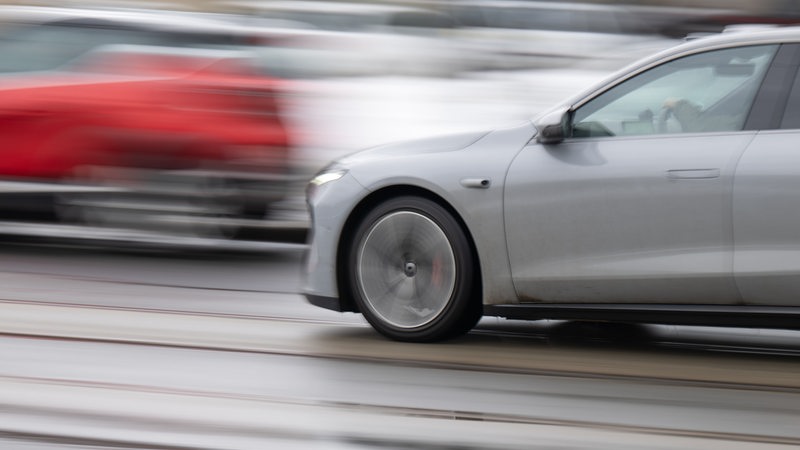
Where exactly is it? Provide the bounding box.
[780,66,800,129]
[572,45,778,138]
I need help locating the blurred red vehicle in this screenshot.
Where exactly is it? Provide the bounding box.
[2,46,290,217]
[0,8,296,235]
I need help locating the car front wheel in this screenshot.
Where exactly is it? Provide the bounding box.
[347,196,481,342]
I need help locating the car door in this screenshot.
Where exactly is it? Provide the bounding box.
[504,43,779,304]
[733,44,800,305]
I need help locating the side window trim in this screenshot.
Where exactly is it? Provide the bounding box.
[744,43,800,131]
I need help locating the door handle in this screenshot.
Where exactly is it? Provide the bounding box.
[666,169,720,180]
[460,178,491,189]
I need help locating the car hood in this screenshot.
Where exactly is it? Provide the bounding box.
[338,129,491,166]
[332,120,537,196]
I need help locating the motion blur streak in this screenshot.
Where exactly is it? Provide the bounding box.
[0,6,295,239]
[1,1,800,449]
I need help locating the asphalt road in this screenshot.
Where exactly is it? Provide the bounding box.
[1,242,800,449]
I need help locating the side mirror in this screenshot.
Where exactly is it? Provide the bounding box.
[534,107,570,145]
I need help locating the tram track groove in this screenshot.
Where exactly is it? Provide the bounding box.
[2,298,800,392]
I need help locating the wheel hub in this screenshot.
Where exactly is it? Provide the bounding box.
[356,210,458,329]
[403,261,418,277]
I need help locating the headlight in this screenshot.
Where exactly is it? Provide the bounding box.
[307,166,348,201]
[309,169,347,187]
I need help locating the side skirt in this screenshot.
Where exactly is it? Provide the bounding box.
[484,304,800,329]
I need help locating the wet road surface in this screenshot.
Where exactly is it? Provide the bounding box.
[1,243,800,449]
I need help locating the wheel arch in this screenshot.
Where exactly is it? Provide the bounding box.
[335,184,483,313]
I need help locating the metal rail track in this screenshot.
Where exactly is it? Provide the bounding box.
[2,296,800,394]
[2,298,800,448]
[4,287,800,361]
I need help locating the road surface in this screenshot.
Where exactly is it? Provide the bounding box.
[1,243,799,449]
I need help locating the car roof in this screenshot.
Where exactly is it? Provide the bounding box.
[537,25,800,118]
[609,25,800,80]
[677,25,800,47]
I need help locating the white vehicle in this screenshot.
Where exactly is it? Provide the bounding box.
[227,1,469,77]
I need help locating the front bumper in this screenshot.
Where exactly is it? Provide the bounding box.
[302,171,368,311]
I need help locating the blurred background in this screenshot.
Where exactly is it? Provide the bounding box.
[2,2,800,450]
[0,0,797,246]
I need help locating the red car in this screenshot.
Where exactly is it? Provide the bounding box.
[0,10,295,234]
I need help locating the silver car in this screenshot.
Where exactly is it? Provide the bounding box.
[304,27,800,342]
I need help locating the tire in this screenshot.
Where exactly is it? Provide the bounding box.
[347,196,481,342]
